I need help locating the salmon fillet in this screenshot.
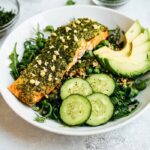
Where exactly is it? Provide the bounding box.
[9,18,108,106]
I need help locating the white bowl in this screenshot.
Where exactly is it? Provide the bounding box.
[0,5,150,136]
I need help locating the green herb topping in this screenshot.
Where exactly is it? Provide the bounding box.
[0,7,16,26]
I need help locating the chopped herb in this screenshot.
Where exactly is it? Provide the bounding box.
[0,7,16,26]
[35,114,46,123]
[66,0,76,5]
[44,25,54,32]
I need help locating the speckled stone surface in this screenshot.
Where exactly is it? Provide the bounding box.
[0,0,150,150]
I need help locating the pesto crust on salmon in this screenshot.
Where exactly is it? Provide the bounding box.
[9,18,108,106]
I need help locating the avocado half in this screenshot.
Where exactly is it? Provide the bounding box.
[94,21,150,78]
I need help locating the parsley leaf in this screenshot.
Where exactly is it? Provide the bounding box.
[66,0,76,5]
[44,25,54,32]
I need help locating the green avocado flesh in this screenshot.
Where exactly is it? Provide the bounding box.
[132,29,150,47]
[94,21,150,77]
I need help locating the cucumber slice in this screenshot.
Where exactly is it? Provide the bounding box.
[60,94,91,126]
[86,93,114,126]
[60,78,93,100]
[86,74,115,96]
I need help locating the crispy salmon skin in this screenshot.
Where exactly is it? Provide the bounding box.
[9,18,108,106]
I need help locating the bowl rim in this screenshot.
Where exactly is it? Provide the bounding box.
[0,20,17,33]
[0,5,150,136]
[0,0,20,29]
[92,0,130,6]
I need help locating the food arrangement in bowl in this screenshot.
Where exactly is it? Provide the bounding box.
[0,6,150,135]
[8,17,150,126]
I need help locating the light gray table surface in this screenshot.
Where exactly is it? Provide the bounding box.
[0,0,150,150]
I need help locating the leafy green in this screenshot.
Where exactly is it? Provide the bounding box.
[108,27,121,43]
[133,79,148,91]
[110,79,140,120]
[66,0,76,5]
[95,27,125,51]
[34,100,54,123]
[34,96,62,123]
[18,28,46,72]
[108,77,149,120]
[32,105,40,111]
[35,114,46,123]
[108,27,125,50]
[9,43,20,80]
[44,25,54,32]
[9,26,47,77]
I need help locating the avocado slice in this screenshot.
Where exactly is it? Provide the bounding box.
[103,42,150,77]
[125,20,142,42]
[132,29,150,47]
[94,21,150,77]
[94,43,131,61]
[94,21,142,59]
